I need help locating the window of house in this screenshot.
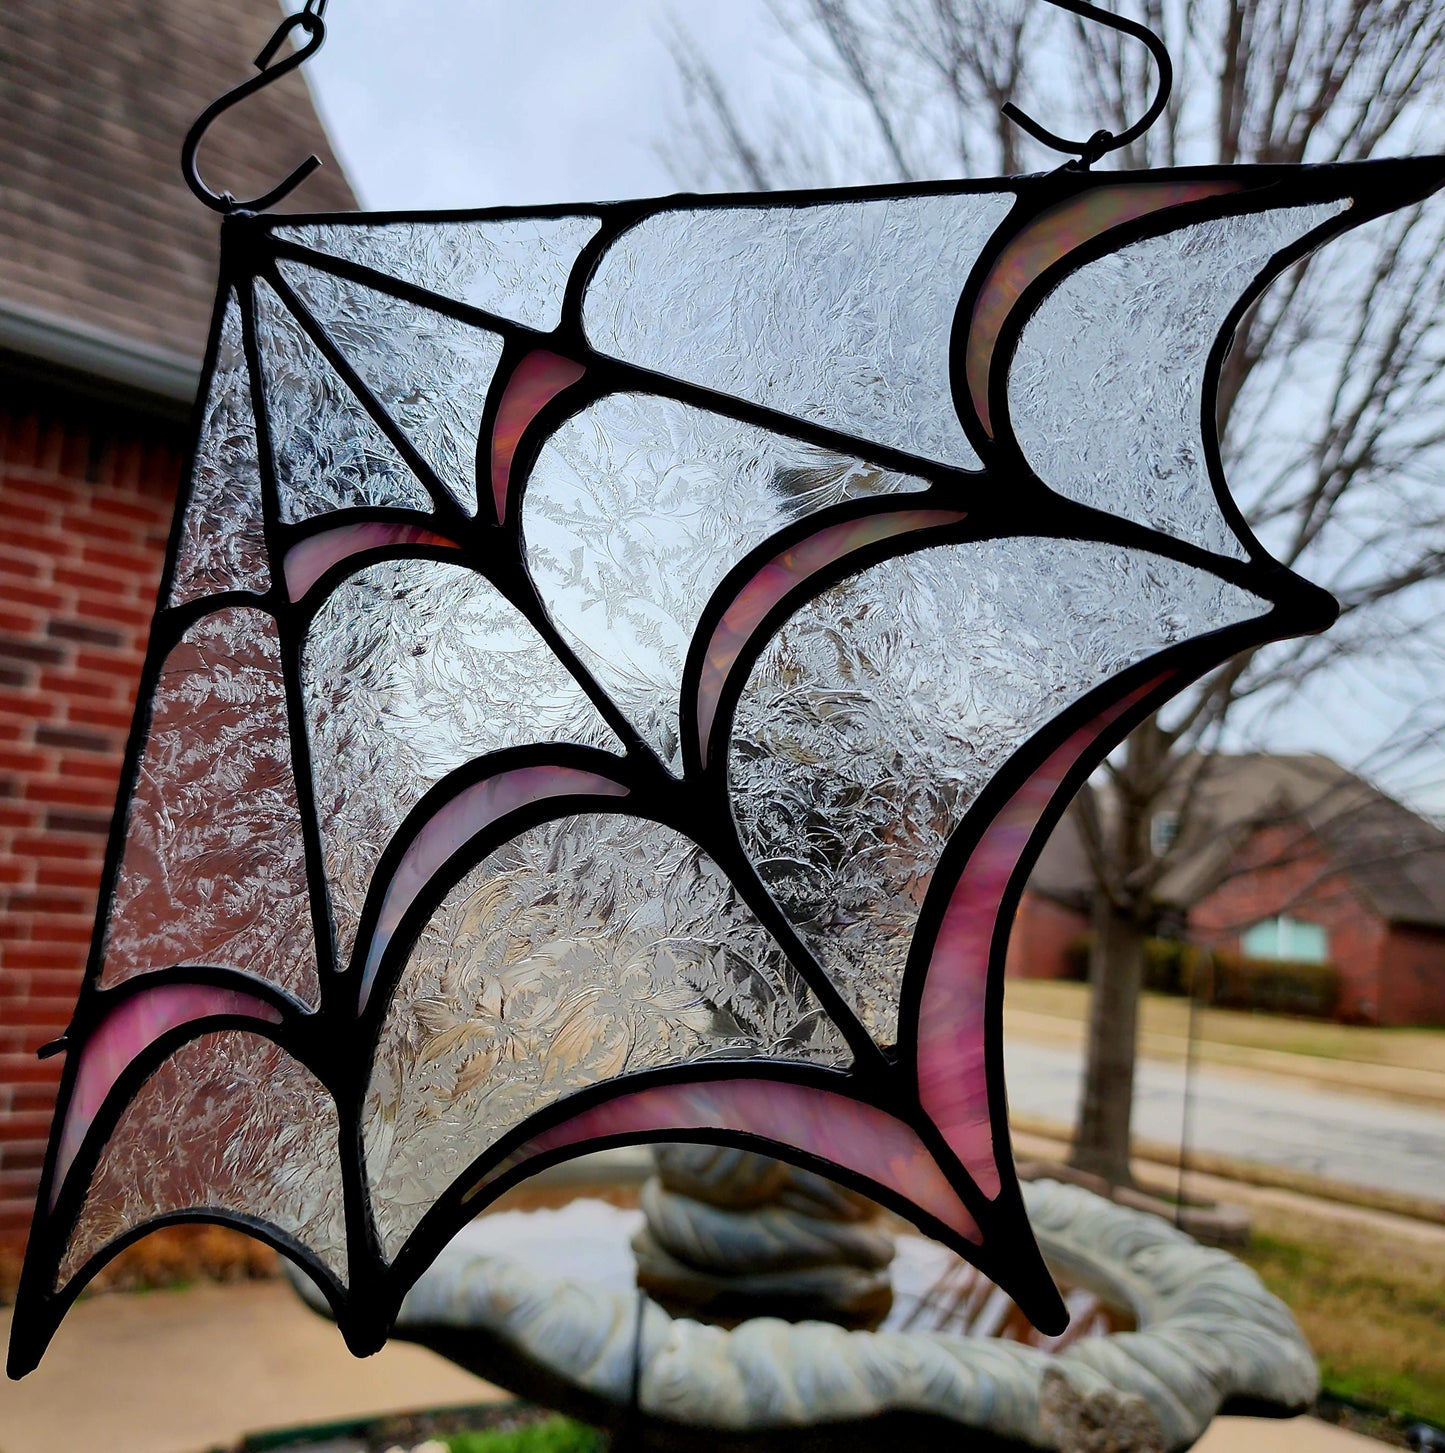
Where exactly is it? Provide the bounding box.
[1150,810,1179,857]
[1241,915,1330,963]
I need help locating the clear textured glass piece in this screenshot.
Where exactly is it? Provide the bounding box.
[358,764,629,1006]
[524,392,927,768]
[365,812,849,1257]
[964,181,1237,433]
[696,508,966,763]
[273,215,602,332]
[278,262,506,515]
[303,559,622,970]
[251,279,432,521]
[168,294,271,604]
[1007,202,1347,558]
[467,1078,981,1247]
[59,1030,346,1286]
[730,539,1267,1044]
[583,193,1014,469]
[100,607,319,1005]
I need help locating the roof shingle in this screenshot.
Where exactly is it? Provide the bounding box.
[0,1,356,364]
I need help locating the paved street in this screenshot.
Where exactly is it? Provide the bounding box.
[1004,1038,1445,1202]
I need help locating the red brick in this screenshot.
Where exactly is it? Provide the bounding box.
[37,669,124,701]
[3,891,91,915]
[10,1083,62,1112]
[33,862,102,891]
[0,500,58,529]
[37,725,111,753]
[23,779,116,809]
[2,1001,78,1029]
[0,1143,46,1173]
[94,498,171,527]
[69,516,143,547]
[0,636,65,666]
[0,1025,51,1055]
[34,921,99,946]
[70,598,153,631]
[55,563,134,597]
[0,1169,48,1199]
[47,618,126,649]
[0,549,44,580]
[38,813,108,836]
[6,478,76,507]
[1,583,69,613]
[62,704,134,732]
[11,833,97,860]
[0,1113,51,1141]
[0,748,51,775]
[12,966,86,993]
[0,1204,38,1236]
[0,528,69,560]
[0,947,83,974]
[0,688,57,721]
[55,756,123,782]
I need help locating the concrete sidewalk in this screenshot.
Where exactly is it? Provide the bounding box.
[0,1278,1391,1453]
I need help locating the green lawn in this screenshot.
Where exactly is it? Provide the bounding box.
[446,1417,605,1453]
[1236,1205,1445,1425]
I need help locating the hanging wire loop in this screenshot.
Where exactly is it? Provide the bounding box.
[1003,0,1173,167]
[181,3,330,214]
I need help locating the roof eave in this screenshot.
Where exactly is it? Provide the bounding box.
[0,297,199,417]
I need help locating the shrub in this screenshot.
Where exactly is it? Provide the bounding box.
[1061,935,1340,1019]
[1195,950,1341,1019]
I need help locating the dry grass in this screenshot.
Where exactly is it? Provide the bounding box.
[1006,979,1445,1082]
[1237,1203,1445,1424]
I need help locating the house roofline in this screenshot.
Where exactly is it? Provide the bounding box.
[0,298,199,417]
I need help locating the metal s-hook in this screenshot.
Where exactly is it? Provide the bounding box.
[1003,0,1173,167]
[181,0,331,214]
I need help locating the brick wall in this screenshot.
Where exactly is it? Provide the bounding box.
[1188,822,1389,1023]
[0,384,180,1247]
[1006,891,1089,980]
[1377,925,1445,1028]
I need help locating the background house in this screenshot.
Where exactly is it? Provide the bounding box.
[1009,753,1445,1027]
[0,0,354,1252]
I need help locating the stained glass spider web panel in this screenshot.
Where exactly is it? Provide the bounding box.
[13,153,1443,1376]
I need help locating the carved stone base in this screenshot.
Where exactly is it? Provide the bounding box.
[286,1178,1317,1452]
[632,1145,894,1329]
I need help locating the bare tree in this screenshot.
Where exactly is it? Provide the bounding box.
[664,0,1445,1184]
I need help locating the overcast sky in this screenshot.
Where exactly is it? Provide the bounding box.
[283,1,783,209]
[280,1,1444,814]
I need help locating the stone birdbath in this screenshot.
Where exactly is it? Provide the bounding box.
[287,1148,1316,1451]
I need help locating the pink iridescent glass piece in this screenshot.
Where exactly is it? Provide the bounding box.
[53,982,282,1197]
[696,508,967,761]
[913,677,1169,1197]
[966,182,1237,433]
[464,1077,981,1246]
[284,521,460,601]
[359,766,629,1004]
[490,350,587,522]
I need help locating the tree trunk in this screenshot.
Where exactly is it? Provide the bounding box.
[1069,880,1148,1186]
